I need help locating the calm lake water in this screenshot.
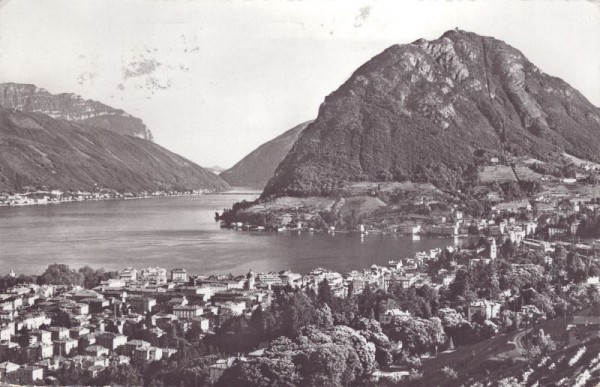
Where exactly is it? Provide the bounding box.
[0,193,455,276]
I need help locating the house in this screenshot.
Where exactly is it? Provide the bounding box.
[140,267,167,284]
[124,340,150,356]
[548,226,569,239]
[78,333,97,349]
[523,239,554,253]
[85,345,109,357]
[0,325,11,341]
[133,346,163,362]
[69,326,90,339]
[168,296,188,309]
[171,268,188,283]
[17,313,51,330]
[208,357,238,383]
[31,330,52,345]
[257,273,282,286]
[0,341,18,356]
[191,317,210,333]
[0,361,19,380]
[568,315,600,345]
[48,327,69,341]
[467,300,501,321]
[173,305,203,319]
[87,365,105,379]
[71,289,103,302]
[5,366,44,385]
[119,268,138,282]
[379,308,410,325]
[162,348,178,360]
[218,301,246,316]
[571,221,581,235]
[520,305,543,320]
[53,338,78,356]
[31,342,53,359]
[95,332,127,351]
[128,296,156,314]
[488,238,497,260]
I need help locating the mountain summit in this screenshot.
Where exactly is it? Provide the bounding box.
[0,83,153,140]
[263,29,600,197]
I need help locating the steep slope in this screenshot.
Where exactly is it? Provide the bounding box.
[263,29,600,197]
[220,121,312,188]
[0,83,153,140]
[0,107,229,192]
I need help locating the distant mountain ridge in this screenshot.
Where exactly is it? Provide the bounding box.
[0,107,229,192]
[0,83,153,140]
[220,121,312,188]
[262,29,600,197]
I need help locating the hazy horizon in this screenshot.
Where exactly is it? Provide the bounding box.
[0,0,599,169]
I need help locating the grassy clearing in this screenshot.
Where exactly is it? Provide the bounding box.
[344,181,441,196]
[479,165,517,183]
[514,164,545,181]
[338,196,387,218]
[249,196,336,213]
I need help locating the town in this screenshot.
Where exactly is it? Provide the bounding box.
[3,193,600,385]
[0,188,216,207]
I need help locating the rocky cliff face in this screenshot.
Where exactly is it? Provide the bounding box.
[0,83,153,140]
[0,107,229,192]
[220,121,312,188]
[263,29,600,197]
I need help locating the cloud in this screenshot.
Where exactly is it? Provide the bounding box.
[354,6,371,28]
[122,57,161,79]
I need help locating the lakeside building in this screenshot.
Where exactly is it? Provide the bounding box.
[119,268,138,282]
[140,267,168,285]
[170,268,188,283]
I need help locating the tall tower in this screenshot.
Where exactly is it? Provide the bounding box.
[488,238,497,260]
[246,269,255,290]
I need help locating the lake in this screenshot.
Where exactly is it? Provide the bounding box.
[0,193,455,276]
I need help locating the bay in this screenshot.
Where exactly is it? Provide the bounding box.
[0,193,454,276]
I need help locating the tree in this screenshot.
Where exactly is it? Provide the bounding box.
[217,358,299,387]
[501,239,515,258]
[387,316,445,355]
[441,366,458,380]
[317,279,334,307]
[97,364,143,386]
[52,309,73,328]
[78,266,106,289]
[313,304,334,329]
[523,328,556,363]
[357,286,377,318]
[39,264,82,286]
[56,363,89,385]
[17,327,31,348]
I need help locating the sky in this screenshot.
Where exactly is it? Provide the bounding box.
[0,0,599,169]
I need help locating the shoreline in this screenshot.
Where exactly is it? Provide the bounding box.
[0,189,259,209]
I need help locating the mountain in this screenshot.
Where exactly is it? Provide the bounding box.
[0,107,229,192]
[262,29,600,198]
[0,83,153,140]
[220,121,312,188]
